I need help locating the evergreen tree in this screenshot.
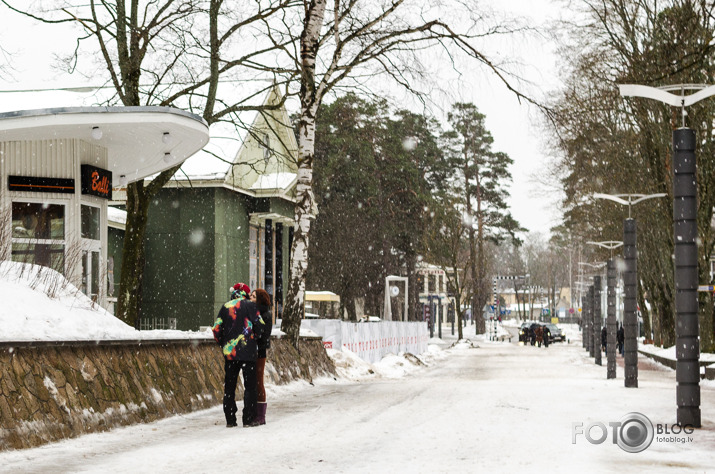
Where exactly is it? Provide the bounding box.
[444,103,524,334]
[309,94,446,320]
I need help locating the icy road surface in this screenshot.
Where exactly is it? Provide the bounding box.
[1,340,714,473]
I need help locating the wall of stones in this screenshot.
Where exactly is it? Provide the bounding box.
[0,337,335,451]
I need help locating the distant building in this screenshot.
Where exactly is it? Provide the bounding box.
[416,263,455,329]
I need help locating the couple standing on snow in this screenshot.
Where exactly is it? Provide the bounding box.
[212,282,273,428]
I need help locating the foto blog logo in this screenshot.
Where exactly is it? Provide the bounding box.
[572,412,655,453]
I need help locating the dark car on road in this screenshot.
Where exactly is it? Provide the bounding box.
[518,322,533,343]
[545,323,565,343]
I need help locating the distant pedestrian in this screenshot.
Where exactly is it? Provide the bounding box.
[601,325,607,355]
[529,323,538,346]
[213,282,265,428]
[617,323,624,356]
[535,325,543,347]
[543,325,551,348]
[251,288,273,425]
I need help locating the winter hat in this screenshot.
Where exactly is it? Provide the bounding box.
[231,282,251,300]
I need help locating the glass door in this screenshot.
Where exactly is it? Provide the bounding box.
[81,204,102,302]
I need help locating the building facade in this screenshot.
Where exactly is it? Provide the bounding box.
[0,107,208,310]
[110,86,297,330]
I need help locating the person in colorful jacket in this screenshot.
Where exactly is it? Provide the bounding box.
[212,282,265,427]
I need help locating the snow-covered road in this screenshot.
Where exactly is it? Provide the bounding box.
[1,339,714,473]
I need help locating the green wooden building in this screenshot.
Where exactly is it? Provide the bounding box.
[109,86,297,330]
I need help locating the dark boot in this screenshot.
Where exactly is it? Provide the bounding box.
[257,402,267,425]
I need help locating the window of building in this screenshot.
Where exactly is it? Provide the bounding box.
[263,133,271,161]
[428,274,436,293]
[249,224,266,291]
[249,225,258,291]
[11,202,66,273]
[81,205,101,240]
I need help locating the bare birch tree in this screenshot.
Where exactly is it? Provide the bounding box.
[276,0,534,347]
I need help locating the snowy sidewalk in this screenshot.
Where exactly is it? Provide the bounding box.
[0,339,713,473]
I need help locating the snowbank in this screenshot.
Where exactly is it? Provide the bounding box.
[0,261,208,342]
[324,336,470,382]
[639,343,715,363]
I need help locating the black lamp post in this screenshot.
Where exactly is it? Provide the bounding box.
[593,193,666,386]
[619,83,710,427]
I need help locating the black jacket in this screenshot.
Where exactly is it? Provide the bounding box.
[212,297,265,361]
[257,304,273,359]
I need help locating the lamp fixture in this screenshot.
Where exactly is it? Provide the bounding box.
[118,175,128,187]
[163,152,175,164]
[162,132,171,144]
[91,126,103,140]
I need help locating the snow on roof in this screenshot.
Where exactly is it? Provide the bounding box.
[177,111,257,179]
[0,261,208,342]
[0,81,278,182]
[250,171,297,191]
[107,206,127,226]
[0,86,115,113]
[305,291,340,302]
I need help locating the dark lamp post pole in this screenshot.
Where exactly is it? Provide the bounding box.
[592,193,665,387]
[619,83,709,427]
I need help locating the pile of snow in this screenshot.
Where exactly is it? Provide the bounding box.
[0,261,208,342]
[559,323,582,344]
[325,337,464,382]
[451,339,478,350]
[327,347,377,380]
[639,343,715,363]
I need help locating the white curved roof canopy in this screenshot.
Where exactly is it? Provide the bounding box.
[0,106,209,184]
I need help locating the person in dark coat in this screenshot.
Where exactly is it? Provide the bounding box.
[617,323,625,356]
[212,282,265,428]
[543,325,551,348]
[535,324,543,347]
[251,288,273,425]
[529,323,538,346]
[601,325,607,355]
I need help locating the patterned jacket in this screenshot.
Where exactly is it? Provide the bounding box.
[212,297,265,361]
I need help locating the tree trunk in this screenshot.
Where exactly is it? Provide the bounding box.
[283,115,318,346]
[406,252,417,322]
[638,289,651,341]
[698,265,715,353]
[116,181,150,328]
[281,0,327,348]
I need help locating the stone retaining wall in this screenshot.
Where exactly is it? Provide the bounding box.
[0,337,335,451]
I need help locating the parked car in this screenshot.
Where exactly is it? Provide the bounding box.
[545,323,565,342]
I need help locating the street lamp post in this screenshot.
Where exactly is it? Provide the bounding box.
[586,243,622,369]
[593,275,603,366]
[619,83,709,427]
[605,258,620,379]
[593,193,666,388]
[578,262,605,355]
[584,285,596,357]
[579,261,607,363]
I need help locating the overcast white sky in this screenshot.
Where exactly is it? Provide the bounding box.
[0,0,568,234]
[475,0,567,234]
